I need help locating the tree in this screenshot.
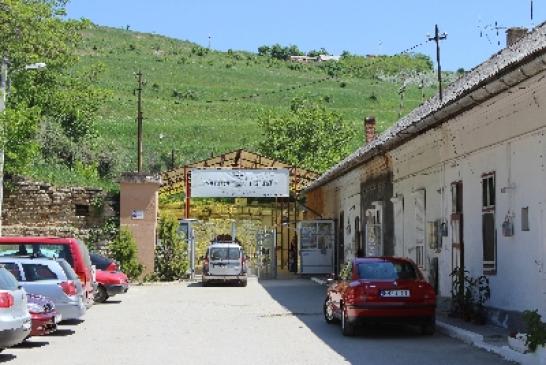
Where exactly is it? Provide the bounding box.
[108,228,143,280]
[0,1,107,176]
[257,45,270,56]
[258,97,357,173]
[155,214,188,281]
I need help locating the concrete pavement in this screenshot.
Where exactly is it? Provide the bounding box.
[1,278,514,365]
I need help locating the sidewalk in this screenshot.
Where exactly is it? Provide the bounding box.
[310,276,544,365]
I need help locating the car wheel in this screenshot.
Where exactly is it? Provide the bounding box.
[323,297,337,324]
[94,285,108,303]
[341,305,356,336]
[202,280,208,287]
[421,317,436,335]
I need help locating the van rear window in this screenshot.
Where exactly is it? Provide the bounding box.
[0,244,74,266]
[22,264,58,281]
[210,247,241,261]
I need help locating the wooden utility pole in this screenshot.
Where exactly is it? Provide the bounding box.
[428,25,447,101]
[136,71,144,173]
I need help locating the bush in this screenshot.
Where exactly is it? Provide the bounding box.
[108,228,143,280]
[154,214,189,281]
[523,310,546,351]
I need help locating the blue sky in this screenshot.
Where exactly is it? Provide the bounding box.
[66,0,544,71]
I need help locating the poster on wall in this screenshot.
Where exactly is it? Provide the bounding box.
[190,168,290,198]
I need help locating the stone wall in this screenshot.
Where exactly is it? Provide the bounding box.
[2,178,117,240]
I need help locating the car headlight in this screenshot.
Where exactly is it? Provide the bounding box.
[28,302,45,314]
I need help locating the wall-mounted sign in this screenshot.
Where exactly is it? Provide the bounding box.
[131,210,144,220]
[191,168,290,198]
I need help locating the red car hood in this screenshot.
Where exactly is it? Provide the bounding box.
[96,269,128,285]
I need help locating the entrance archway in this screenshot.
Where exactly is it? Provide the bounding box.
[159,149,318,277]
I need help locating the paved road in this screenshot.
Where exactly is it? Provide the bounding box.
[1,278,513,365]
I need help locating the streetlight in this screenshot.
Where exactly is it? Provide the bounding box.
[0,56,46,235]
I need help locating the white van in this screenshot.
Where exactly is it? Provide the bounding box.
[202,243,247,287]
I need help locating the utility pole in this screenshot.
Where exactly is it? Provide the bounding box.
[135,71,144,173]
[428,25,447,101]
[0,56,8,236]
[171,148,175,170]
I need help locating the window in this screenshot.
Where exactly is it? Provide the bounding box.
[2,263,22,281]
[0,268,19,291]
[522,207,530,231]
[22,264,58,281]
[414,190,426,268]
[75,204,89,217]
[0,244,74,266]
[482,173,496,274]
[357,261,418,280]
[210,247,241,261]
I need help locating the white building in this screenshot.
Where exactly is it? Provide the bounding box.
[304,24,546,325]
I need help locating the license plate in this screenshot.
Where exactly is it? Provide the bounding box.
[380,290,410,297]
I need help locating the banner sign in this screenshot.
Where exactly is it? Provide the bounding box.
[190,168,290,198]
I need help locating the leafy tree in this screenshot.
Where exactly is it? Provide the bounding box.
[155,214,188,281]
[0,0,108,177]
[108,228,143,280]
[307,48,330,57]
[258,97,357,173]
[257,45,270,56]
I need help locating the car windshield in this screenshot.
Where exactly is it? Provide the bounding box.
[90,253,113,270]
[357,261,418,280]
[0,268,19,291]
[0,244,74,266]
[209,247,241,261]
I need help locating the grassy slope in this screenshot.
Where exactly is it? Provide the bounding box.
[34,25,439,187]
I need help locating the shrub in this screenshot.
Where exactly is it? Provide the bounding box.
[154,214,189,281]
[523,310,546,351]
[108,228,143,280]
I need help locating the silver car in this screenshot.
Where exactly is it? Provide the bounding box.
[202,243,247,287]
[0,257,86,321]
[0,267,30,351]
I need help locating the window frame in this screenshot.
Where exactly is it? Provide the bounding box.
[481,172,497,275]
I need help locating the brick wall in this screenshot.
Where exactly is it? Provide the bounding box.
[2,178,117,239]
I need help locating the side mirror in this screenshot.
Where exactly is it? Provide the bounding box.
[326,278,334,284]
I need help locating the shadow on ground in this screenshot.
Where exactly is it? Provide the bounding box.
[13,340,49,349]
[258,279,505,365]
[48,329,75,337]
[0,354,15,363]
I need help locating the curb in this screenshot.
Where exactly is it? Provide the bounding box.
[310,277,327,286]
[437,320,530,364]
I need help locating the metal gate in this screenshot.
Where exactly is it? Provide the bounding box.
[255,229,276,279]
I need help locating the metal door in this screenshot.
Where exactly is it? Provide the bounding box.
[256,230,276,279]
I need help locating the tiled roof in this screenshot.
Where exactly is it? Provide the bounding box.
[304,22,546,193]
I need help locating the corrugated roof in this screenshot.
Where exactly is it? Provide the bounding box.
[304,22,546,193]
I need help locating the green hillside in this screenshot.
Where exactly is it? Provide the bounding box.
[39,25,442,185]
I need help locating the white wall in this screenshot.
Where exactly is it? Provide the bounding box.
[390,70,546,315]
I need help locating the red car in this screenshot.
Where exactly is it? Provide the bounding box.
[27,294,59,336]
[90,253,129,303]
[324,257,436,336]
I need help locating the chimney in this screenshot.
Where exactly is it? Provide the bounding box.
[364,116,376,144]
[506,27,528,47]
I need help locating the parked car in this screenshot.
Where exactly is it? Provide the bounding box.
[324,257,436,336]
[90,253,129,303]
[0,267,31,352]
[0,237,96,307]
[26,293,59,336]
[202,242,247,287]
[0,257,86,321]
